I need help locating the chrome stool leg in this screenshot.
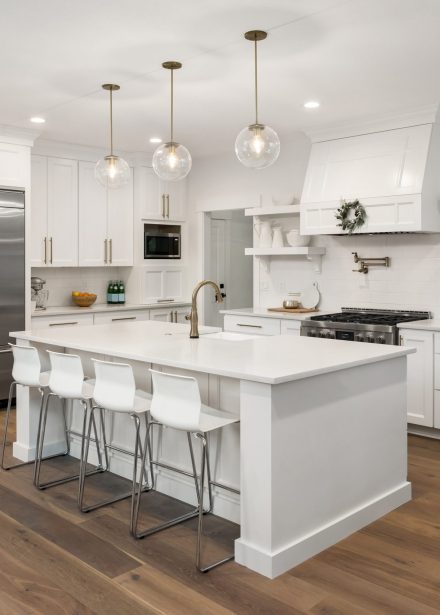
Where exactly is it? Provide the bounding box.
[1,382,46,471]
[34,394,103,490]
[195,432,234,573]
[78,406,152,513]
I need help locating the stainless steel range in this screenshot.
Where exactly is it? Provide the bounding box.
[300,307,431,345]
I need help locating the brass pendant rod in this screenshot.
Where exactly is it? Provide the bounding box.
[170,68,174,143]
[109,88,113,156]
[254,38,258,125]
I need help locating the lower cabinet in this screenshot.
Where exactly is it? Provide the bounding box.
[31,313,94,328]
[281,320,301,336]
[399,328,434,427]
[224,314,301,336]
[149,306,190,323]
[93,310,150,325]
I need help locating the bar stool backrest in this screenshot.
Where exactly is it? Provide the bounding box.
[92,359,136,412]
[150,369,202,432]
[48,351,85,398]
[10,343,42,387]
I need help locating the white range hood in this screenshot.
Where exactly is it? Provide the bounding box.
[300,107,440,234]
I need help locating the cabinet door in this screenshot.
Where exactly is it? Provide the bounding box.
[161,178,186,221]
[280,320,301,335]
[400,328,434,426]
[0,142,29,188]
[107,174,134,266]
[137,167,164,219]
[47,157,78,266]
[78,162,108,266]
[93,309,150,324]
[30,155,48,266]
[175,307,190,323]
[149,307,174,322]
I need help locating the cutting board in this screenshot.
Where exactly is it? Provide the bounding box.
[267,307,319,314]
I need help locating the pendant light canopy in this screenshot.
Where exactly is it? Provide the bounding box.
[152,61,192,182]
[235,30,280,169]
[95,84,130,189]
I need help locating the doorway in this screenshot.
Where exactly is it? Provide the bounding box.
[204,209,253,327]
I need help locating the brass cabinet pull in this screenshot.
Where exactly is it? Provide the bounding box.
[104,239,108,264]
[49,321,79,327]
[44,237,47,264]
[111,316,136,321]
[236,323,263,329]
[109,238,113,263]
[49,237,53,264]
[166,194,170,218]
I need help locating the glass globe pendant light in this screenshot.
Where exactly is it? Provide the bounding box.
[235,30,280,169]
[152,61,192,181]
[95,84,130,189]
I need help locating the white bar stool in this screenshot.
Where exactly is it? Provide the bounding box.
[1,343,50,471]
[78,358,153,515]
[132,369,240,573]
[34,350,103,490]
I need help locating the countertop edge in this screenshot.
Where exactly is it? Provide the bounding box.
[32,302,191,318]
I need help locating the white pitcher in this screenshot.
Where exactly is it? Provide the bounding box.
[272,226,284,248]
[254,220,272,248]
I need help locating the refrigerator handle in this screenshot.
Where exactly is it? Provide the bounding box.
[0,348,12,354]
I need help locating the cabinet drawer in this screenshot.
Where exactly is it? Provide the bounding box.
[31,313,94,328]
[434,355,440,390]
[224,315,280,336]
[281,320,301,336]
[93,310,150,325]
[434,332,440,353]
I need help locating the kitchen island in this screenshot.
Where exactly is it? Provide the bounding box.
[11,320,414,578]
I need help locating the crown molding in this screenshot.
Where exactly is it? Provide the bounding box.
[0,124,40,146]
[306,104,439,143]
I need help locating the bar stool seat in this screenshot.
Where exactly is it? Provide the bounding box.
[34,351,103,490]
[1,344,53,472]
[132,369,240,573]
[78,359,153,514]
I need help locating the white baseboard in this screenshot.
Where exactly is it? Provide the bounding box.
[12,439,67,462]
[235,482,411,579]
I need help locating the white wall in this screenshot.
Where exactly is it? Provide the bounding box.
[188,131,440,318]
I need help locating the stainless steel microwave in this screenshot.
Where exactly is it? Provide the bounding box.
[144,224,181,259]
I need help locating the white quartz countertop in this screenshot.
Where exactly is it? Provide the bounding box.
[220,307,337,321]
[31,301,191,318]
[397,319,440,331]
[11,320,414,385]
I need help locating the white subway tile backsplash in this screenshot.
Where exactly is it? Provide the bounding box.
[258,233,440,316]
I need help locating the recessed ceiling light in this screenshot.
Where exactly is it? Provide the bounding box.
[304,101,320,109]
[30,116,46,124]
[149,137,162,144]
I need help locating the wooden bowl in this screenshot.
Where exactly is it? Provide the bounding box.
[72,293,97,308]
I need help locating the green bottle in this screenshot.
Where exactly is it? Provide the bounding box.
[107,281,113,304]
[111,282,118,304]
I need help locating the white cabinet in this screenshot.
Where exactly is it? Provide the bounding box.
[93,309,149,324]
[224,314,281,336]
[137,167,185,221]
[149,306,190,323]
[78,161,133,267]
[143,267,185,303]
[399,328,434,427]
[30,155,78,267]
[31,313,94,328]
[0,142,29,188]
[281,320,301,336]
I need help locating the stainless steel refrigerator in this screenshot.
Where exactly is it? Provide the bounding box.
[0,190,25,402]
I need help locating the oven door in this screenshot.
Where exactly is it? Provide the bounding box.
[144,233,180,259]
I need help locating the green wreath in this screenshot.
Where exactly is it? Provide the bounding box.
[335,199,366,234]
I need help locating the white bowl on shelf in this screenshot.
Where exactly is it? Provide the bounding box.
[286,230,310,247]
[272,195,296,207]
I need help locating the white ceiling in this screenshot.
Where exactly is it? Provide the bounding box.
[2,0,440,157]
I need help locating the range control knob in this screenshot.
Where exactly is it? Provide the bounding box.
[325,332,333,339]
[366,336,375,343]
[377,336,386,344]
[355,334,364,342]
[307,331,316,337]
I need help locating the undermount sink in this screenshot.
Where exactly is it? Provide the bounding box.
[202,331,259,341]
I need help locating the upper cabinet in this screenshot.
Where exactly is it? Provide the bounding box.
[31,155,78,266]
[300,123,440,234]
[0,142,30,189]
[78,161,133,267]
[137,167,186,221]
[32,156,133,268]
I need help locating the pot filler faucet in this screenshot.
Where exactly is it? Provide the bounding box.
[186,280,224,338]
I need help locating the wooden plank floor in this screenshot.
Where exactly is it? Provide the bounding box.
[1,410,440,614]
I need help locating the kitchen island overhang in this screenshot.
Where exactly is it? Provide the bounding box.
[10,320,414,578]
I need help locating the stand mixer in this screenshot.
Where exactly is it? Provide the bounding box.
[31,277,49,310]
